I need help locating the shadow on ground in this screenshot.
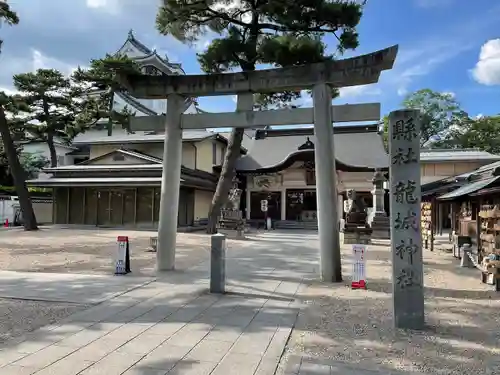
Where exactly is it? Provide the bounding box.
[0,229,499,374]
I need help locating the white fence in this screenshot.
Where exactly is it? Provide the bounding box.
[0,196,53,226]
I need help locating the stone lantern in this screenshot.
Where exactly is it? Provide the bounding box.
[369,169,390,239]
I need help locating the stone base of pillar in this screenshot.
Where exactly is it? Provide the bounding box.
[218,228,246,240]
[340,228,372,245]
[370,213,391,239]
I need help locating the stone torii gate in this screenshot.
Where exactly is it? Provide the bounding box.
[113,45,398,282]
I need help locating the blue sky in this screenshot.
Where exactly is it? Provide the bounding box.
[1,0,499,119]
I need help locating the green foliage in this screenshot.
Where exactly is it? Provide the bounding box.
[0,1,19,53]
[156,0,362,107]
[382,89,465,148]
[382,88,500,155]
[19,153,49,179]
[402,89,463,147]
[434,115,500,154]
[72,54,141,136]
[13,69,85,144]
[0,185,51,196]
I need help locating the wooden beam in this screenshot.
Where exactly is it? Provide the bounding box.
[115,45,398,98]
[130,103,381,132]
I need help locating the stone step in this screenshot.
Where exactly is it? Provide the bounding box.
[274,221,318,230]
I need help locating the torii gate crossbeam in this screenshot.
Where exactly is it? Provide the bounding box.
[111,45,398,282]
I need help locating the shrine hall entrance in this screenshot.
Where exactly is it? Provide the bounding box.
[249,191,281,221]
[286,189,317,221]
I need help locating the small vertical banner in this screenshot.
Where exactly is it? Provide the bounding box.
[115,236,131,275]
[351,244,367,289]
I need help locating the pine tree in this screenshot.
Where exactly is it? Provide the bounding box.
[156,0,364,233]
[72,54,141,136]
[0,1,38,230]
[13,69,85,167]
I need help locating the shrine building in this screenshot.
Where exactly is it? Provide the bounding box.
[233,125,388,229]
[26,31,500,230]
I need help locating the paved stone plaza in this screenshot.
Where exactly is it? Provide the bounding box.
[0,229,498,374]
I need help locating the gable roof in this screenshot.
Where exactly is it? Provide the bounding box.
[235,125,388,171]
[71,130,246,153]
[72,129,215,145]
[116,92,158,116]
[78,148,162,165]
[115,30,185,75]
[420,149,500,162]
[116,29,152,55]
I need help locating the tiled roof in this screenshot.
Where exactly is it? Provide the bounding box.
[72,130,217,145]
[235,126,388,171]
[116,92,157,116]
[420,149,500,162]
[77,149,162,165]
[478,160,500,171]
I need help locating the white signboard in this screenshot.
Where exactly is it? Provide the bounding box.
[351,244,366,289]
[260,199,268,212]
[115,236,129,275]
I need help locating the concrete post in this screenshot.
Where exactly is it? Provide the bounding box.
[312,83,341,282]
[388,109,425,330]
[246,186,251,220]
[157,94,183,271]
[281,189,286,221]
[210,233,226,294]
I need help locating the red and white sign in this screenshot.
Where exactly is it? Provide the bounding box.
[351,244,367,289]
[116,236,129,275]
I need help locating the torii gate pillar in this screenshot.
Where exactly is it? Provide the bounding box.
[313,84,341,282]
[111,44,398,278]
[157,95,183,271]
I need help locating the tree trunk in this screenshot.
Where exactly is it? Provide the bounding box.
[47,132,58,167]
[0,106,38,230]
[206,16,259,234]
[206,127,246,234]
[107,92,114,136]
[107,116,113,137]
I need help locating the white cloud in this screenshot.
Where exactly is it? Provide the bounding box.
[0,50,78,94]
[85,0,120,13]
[392,41,473,96]
[338,85,381,99]
[397,88,408,97]
[0,86,17,95]
[471,38,500,85]
[31,50,78,75]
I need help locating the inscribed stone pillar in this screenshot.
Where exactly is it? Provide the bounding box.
[210,233,226,294]
[312,83,341,282]
[388,109,425,330]
[157,94,183,271]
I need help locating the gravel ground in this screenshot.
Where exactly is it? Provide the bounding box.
[0,298,89,345]
[0,227,256,349]
[280,240,500,375]
[0,227,253,276]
